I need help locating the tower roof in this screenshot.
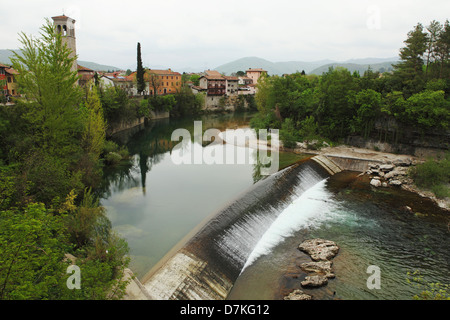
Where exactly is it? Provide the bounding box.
[52,15,76,22]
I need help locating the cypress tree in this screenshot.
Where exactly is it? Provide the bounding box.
[136,42,145,94]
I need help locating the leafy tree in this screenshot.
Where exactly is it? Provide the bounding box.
[353,89,382,138]
[404,90,449,133]
[279,118,299,149]
[189,74,201,86]
[0,203,69,299]
[10,19,84,161]
[315,67,358,140]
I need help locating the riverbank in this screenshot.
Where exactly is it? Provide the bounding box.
[283,144,449,211]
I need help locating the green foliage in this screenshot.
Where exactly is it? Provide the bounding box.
[99,86,137,125]
[0,20,131,300]
[279,118,299,149]
[189,74,201,86]
[11,20,84,160]
[171,86,203,117]
[404,90,450,132]
[409,153,450,198]
[0,203,69,299]
[298,115,319,141]
[407,270,450,300]
[136,43,145,94]
[251,20,450,147]
[147,94,176,112]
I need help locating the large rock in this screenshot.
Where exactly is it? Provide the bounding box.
[301,275,329,288]
[392,158,412,167]
[284,289,312,300]
[299,261,335,279]
[389,179,402,186]
[370,178,382,187]
[298,239,339,261]
[379,164,395,172]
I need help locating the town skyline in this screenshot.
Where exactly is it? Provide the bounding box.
[1,0,449,71]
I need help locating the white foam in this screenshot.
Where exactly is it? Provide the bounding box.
[241,178,336,271]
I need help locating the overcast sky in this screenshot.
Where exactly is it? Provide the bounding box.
[1,0,449,71]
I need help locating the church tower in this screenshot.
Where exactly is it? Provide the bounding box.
[52,15,77,72]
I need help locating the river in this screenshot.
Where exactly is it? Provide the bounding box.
[98,112,449,300]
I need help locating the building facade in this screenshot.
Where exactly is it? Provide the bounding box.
[246,68,267,85]
[146,69,182,96]
[0,63,19,97]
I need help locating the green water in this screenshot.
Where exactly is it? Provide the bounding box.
[228,171,450,300]
[98,112,309,278]
[98,112,449,300]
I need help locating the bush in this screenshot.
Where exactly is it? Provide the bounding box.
[280,118,299,149]
[410,153,450,198]
[105,152,122,166]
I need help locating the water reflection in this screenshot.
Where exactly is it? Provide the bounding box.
[97,112,310,278]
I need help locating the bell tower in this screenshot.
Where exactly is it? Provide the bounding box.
[52,15,77,72]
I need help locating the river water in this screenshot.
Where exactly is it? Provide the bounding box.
[98,112,449,300]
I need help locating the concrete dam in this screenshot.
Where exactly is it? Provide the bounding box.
[141,156,344,300]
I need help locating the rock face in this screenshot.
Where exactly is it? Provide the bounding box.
[298,239,339,261]
[301,275,329,288]
[299,261,335,279]
[284,289,312,300]
[282,238,340,298]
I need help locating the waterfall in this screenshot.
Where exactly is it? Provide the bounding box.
[142,159,331,300]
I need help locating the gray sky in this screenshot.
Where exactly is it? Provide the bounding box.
[1,0,449,71]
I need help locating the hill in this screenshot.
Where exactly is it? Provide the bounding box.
[0,49,121,71]
[215,56,399,76]
[309,61,398,75]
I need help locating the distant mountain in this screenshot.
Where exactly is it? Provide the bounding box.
[77,60,121,72]
[309,61,398,75]
[0,49,121,71]
[215,56,399,76]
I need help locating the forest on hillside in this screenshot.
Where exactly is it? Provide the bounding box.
[251,20,450,148]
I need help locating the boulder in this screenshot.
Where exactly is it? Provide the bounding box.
[389,180,402,186]
[393,158,412,167]
[284,289,312,300]
[300,261,335,278]
[301,275,329,288]
[298,239,339,261]
[369,163,379,169]
[379,164,395,172]
[370,179,382,187]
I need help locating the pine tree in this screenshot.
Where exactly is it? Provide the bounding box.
[393,23,428,95]
[136,42,145,94]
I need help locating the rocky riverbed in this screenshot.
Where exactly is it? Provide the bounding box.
[284,239,339,300]
[363,160,449,211]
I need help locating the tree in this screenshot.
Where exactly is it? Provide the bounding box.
[148,72,162,97]
[11,19,84,160]
[424,20,443,78]
[434,19,450,79]
[393,23,428,95]
[353,89,382,138]
[136,42,146,94]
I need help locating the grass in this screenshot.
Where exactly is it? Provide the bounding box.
[409,153,450,199]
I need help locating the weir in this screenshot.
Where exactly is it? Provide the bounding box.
[142,157,337,300]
